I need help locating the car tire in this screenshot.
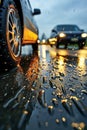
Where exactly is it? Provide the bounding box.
[65,43,67,49]
[56,42,59,48]
[0,0,22,68]
[32,43,38,51]
[79,43,85,49]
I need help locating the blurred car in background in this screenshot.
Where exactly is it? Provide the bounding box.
[49,24,87,49]
[0,0,41,67]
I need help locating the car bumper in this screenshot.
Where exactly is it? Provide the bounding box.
[57,37,86,44]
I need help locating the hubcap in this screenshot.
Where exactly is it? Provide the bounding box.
[7,8,21,58]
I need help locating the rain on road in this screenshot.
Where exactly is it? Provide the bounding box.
[0,45,87,130]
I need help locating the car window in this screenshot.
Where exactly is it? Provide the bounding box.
[27,0,32,9]
[25,0,32,11]
[57,25,80,31]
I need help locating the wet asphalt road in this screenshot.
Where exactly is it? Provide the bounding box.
[0,45,87,130]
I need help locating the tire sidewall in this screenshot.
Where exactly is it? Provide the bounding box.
[2,0,21,63]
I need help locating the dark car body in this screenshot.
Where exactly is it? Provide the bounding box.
[0,0,41,67]
[50,24,87,49]
[0,0,40,44]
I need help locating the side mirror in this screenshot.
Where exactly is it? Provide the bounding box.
[33,8,41,15]
[52,29,57,33]
[81,29,84,32]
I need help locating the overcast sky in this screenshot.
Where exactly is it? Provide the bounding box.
[30,0,87,38]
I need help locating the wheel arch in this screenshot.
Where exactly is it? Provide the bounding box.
[13,0,24,37]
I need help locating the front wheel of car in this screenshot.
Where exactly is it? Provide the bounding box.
[0,0,22,68]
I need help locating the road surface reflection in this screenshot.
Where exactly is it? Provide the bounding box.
[0,51,42,130]
[0,45,87,130]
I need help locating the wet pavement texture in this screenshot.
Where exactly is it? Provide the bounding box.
[0,45,87,130]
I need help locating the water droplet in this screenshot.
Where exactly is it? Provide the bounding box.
[52,85,57,89]
[43,76,48,83]
[57,92,62,98]
[52,98,58,106]
[61,99,67,103]
[4,93,7,96]
[45,122,49,127]
[56,118,60,124]
[69,88,76,93]
[52,91,56,96]
[72,75,78,80]
[71,122,85,130]
[48,105,54,114]
[81,90,87,95]
[23,110,28,115]
[62,117,66,123]
[70,96,78,101]
[59,72,65,77]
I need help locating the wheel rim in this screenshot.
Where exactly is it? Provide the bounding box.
[7,7,21,59]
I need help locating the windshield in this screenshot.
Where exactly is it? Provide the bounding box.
[57,25,80,31]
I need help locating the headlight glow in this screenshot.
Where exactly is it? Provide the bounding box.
[37,39,40,43]
[49,38,57,44]
[49,38,57,42]
[42,39,46,43]
[81,33,87,38]
[59,32,66,38]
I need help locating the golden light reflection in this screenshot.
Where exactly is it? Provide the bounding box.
[57,50,68,56]
[78,57,85,67]
[49,48,69,58]
[77,57,86,75]
[77,50,86,75]
[41,45,47,59]
[58,56,65,74]
[49,48,57,58]
[49,47,66,74]
[39,45,48,64]
[58,56,64,66]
